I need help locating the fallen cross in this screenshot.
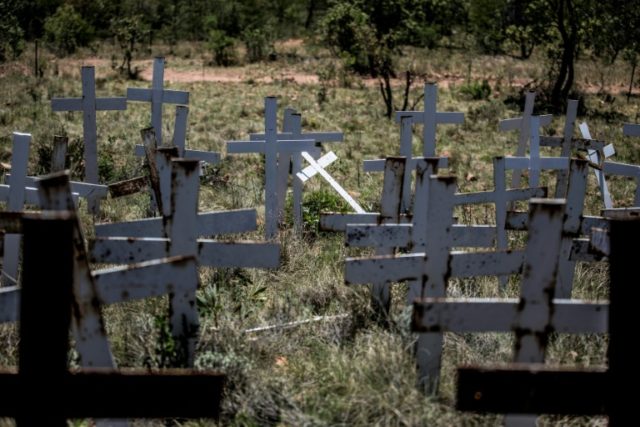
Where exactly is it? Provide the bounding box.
[577,122,615,208]
[0,211,224,426]
[51,66,127,214]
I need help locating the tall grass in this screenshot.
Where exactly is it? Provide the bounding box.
[0,40,634,426]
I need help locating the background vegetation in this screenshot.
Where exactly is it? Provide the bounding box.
[0,0,638,425]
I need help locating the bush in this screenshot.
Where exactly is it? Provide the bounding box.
[0,13,24,62]
[208,29,237,66]
[242,27,274,63]
[459,79,492,100]
[44,4,93,56]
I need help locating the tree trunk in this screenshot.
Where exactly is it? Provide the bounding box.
[379,73,393,118]
[628,59,637,102]
[550,0,577,111]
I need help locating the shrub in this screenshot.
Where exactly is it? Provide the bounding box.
[44,4,93,56]
[208,29,237,66]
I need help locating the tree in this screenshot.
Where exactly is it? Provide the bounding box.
[320,0,430,117]
[43,3,94,56]
[0,0,25,62]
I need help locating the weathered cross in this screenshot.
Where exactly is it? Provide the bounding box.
[91,158,280,270]
[95,142,260,239]
[132,105,221,166]
[0,211,224,426]
[51,66,127,213]
[412,199,608,427]
[35,171,202,370]
[455,217,637,425]
[127,57,190,145]
[227,97,319,239]
[498,91,552,189]
[363,115,449,212]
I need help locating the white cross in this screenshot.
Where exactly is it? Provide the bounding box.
[37,170,203,369]
[98,142,259,238]
[0,133,80,286]
[363,115,449,212]
[499,92,553,189]
[133,105,221,166]
[227,97,319,239]
[51,66,127,214]
[395,83,465,157]
[90,159,280,277]
[578,122,614,208]
[250,108,344,230]
[127,57,189,145]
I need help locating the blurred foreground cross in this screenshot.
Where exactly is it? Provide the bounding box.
[0,211,224,426]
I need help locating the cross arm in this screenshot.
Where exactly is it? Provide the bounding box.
[319,213,412,232]
[162,89,189,105]
[412,298,607,333]
[453,186,547,205]
[345,224,495,249]
[95,208,258,238]
[6,174,108,199]
[127,88,153,102]
[456,365,607,415]
[539,136,606,151]
[394,111,464,124]
[499,114,553,131]
[92,256,198,304]
[226,139,319,154]
[95,98,127,111]
[363,157,448,172]
[0,368,225,418]
[51,98,83,111]
[250,132,344,142]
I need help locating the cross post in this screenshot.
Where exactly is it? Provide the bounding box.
[51,66,127,214]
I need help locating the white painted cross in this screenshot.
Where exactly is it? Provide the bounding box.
[90,159,280,275]
[505,159,591,298]
[394,83,465,158]
[412,198,607,426]
[499,92,553,189]
[127,57,189,146]
[96,143,259,239]
[227,97,319,239]
[0,133,80,287]
[363,115,449,213]
[51,66,127,214]
[37,171,202,370]
[578,122,614,208]
[133,105,221,166]
[250,108,344,230]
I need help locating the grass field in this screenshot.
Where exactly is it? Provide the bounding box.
[0,39,637,426]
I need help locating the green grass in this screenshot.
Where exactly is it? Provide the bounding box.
[0,40,632,426]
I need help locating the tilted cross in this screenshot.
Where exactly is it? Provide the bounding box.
[51,66,127,214]
[0,211,223,426]
[578,122,615,208]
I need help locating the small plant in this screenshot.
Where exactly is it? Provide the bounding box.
[208,29,237,66]
[302,189,350,237]
[459,79,492,100]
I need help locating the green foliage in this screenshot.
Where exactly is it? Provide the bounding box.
[242,27,275,63]
[302,189,349,236]
[43,4,94,56]
[468,0,508,53]
[459,79,492,100]
[111,15,149,79]
[207,29,237,66]
[0,0,24,62]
